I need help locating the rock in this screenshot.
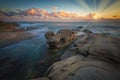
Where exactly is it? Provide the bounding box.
[62,34,120,63]
[77,34,120,63]
[61,34,91,59]
[77,26,83,29]
[61,47,79,60]
[31,78,49,80]
[45,29,76,48]
[36,33,120,80]
[45,31,55,39]
[56,29,76,43]
[46,33,120,80]
[83,29,93,34]
[46,55,120,80]
[88,35,120,63]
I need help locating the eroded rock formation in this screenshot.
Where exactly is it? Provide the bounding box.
[45,34,120,80]
[45,29,76,48]
[34,29,120,80]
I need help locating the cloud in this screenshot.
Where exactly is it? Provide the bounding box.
[85,13,97,19]
[1,8,117,21]
[50,10,80,19]
[112,15,120,18]
[0,8,81,21]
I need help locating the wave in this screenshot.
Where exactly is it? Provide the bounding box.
[19,23,44,28]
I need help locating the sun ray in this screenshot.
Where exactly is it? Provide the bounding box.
[103,0,120,12]
[76,0,93,13]
[98,0,120,18]
[97,0,110,13]
[93,0,97,12]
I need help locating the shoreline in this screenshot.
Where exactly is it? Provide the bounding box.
[0,21,120,80]
[0,21,40,48]
[0,31,37,48]
[32,29,120,80]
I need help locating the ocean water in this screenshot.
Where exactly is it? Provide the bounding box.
[18,22,120,36]
[0,22,120,80]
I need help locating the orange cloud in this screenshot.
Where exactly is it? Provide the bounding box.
[0,8,119,22]
[26,8,35,15]
[50,10,79,19]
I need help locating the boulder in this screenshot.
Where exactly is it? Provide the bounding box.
[45,29,76,48]
[77,26,83,29]
[46,55,120,80]
[46,34,120,80]
[83,29,93,34]
[47,36,59,48]
[62,34,120,63]
[56,29,76,42]
[45,31,55,39]
[36,32,120,80]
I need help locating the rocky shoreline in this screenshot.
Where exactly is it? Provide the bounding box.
[0,21,37,48]
[32,28,120,80]
[0,21,120,80]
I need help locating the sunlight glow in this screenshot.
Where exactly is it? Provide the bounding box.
[93,15,98,19]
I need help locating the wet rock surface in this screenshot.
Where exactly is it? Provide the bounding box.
[39,29,120,80]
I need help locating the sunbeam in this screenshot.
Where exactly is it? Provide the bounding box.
[0,0,119,21]
[97,0,110,13]
[93,0,97,12]
[97,0,120,18]
[76,0,93,13]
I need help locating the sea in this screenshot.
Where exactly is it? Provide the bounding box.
[0,21,120,80]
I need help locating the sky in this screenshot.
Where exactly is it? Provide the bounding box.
[0,0,120,22]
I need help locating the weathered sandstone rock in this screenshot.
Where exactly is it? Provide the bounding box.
[46,54,120,80]
[45,31,55,39]
[45,29,76,48]
[44,34,120,80]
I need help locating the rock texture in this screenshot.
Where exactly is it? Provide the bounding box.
[44,33,120,80]
[46,54,120,80]
[35,29,120,80]
[61,34,120,62]
[45,31,55,39]
[45,29,76,48]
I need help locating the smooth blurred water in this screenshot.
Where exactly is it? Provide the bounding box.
[18,22,120,36]
[0,22,120,80]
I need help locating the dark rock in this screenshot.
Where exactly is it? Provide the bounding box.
[77,26,83,29]
[83,29,93,34]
